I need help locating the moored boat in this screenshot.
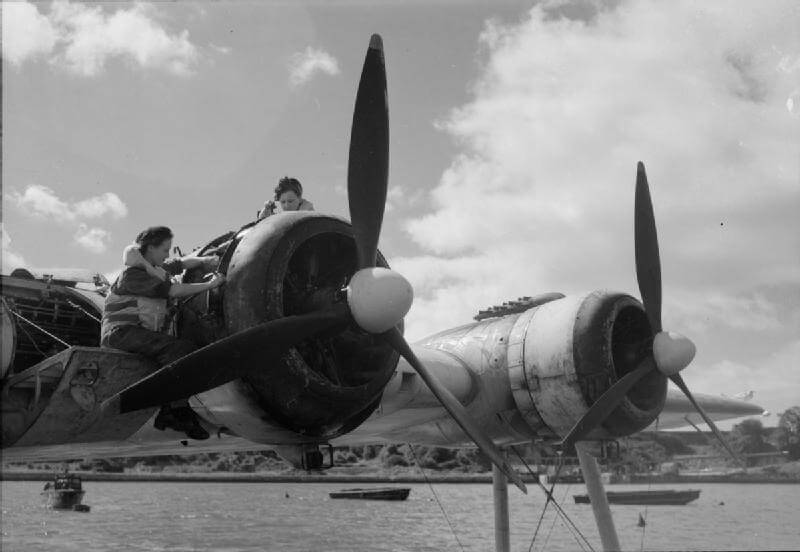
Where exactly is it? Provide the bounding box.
[41,472,88,511]
[573,489,700,505]
[329,487,411,501]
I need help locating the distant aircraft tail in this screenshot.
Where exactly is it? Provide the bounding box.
[720,390,754,401]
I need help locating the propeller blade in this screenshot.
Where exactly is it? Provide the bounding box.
[348,34,389,269]
[560,358,658,451]
[105,304,351,414]
[669,373,742,464]
[634,161,663,334]
[382,327,527,493]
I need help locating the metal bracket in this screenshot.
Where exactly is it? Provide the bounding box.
[300,444,334,471]
[71,362,99,387]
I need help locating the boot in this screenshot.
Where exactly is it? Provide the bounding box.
[154,406,210,440]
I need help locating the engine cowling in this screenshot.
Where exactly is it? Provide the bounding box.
[509,291,665,442]
[180,213,400,442]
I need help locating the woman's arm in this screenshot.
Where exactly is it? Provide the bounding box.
[179,252,219,272]
[168,273,225,298]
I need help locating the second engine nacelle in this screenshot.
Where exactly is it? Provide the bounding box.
[509,291,665,442]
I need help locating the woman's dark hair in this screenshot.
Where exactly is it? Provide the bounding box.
[135,226,173,254]
[274,176,303,200]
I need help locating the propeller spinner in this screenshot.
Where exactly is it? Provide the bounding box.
[560,163,740,464]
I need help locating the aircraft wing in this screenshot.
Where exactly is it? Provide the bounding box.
[336,365,770,444]
[646,388,766,430]
[1,341,769,462]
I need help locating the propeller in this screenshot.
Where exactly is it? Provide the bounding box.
[561,162,741,464]
[348,34,389,270]
[105,34,527,492]
[104,304,351,414]
[343,35,526,492]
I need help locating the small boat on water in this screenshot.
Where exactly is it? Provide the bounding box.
[573,489,700,506]
[546,473,584,484]
[329,487,411,501]
[41,472,90,511]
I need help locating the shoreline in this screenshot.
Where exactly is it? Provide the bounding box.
[3,470,799,484]
[0,470,500,484]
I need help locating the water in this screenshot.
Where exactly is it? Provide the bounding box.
[2,481,798,551]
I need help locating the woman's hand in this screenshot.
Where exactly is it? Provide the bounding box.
[258,200,276,220]
[204,272,225,290]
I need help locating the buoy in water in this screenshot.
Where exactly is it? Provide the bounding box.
[73,504,91,513]
[637,513,646,527]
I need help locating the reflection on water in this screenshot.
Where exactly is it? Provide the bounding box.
[2,481,798,551]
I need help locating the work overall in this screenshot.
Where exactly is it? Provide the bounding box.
[100,264,208,439]
[101,291,195,366]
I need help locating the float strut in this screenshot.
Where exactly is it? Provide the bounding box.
[576,442,620,552]
[492,455,510,552]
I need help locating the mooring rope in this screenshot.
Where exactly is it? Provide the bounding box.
[407,444,466,552]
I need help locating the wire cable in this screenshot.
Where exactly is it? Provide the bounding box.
[10,309,71,348]
[511,446,596,552]
[528,454,564,552]
[639,418,659,551]
[542,483,573,552]
[512,447,594,552]
[407,444,466,552]
[65,299,101,323]
[14,313,49,357]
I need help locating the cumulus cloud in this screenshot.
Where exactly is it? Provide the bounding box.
[73,192,128,219]
[74,224,111,254]
[1,0,199,76]
[288,47,340,87]
[398,1,800,341]
[7,185,127,256]
[1,1,59,65]
[8,185,128,222]
[386,185,407,212]
[1,224,27,274]
[8,185,73,223]
[210,43,231,55]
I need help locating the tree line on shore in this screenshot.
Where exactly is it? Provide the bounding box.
[9,408,800,475]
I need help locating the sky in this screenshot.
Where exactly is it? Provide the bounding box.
[2,0,799,428]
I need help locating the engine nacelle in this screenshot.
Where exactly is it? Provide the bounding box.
[509,291,665,442]
[181,213,400,443]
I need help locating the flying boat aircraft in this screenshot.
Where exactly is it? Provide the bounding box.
[1,35,765,552]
